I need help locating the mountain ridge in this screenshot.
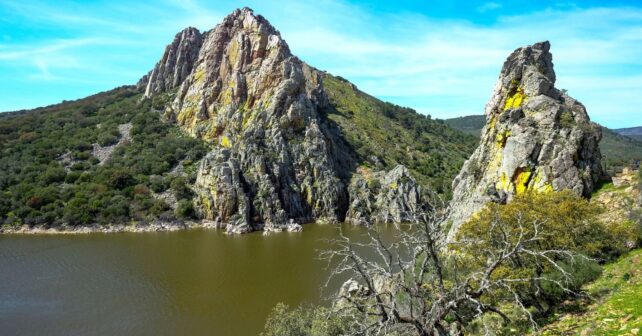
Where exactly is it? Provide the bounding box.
[140,7,476,233]
[615,126,642,141]
[0,8,476,232]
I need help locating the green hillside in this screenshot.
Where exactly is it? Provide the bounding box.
[0,87,208,229]
[440,115,485,136]
[539,248,642,335]
[322,75,478,195]
[0,77,477,229]
[615,126,642,141]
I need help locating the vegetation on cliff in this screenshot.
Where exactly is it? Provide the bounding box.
[0,77,476,229]
[322,75,477,196]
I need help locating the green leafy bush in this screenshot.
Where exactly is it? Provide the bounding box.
[261,303,349,336]
[0,87,208,228]
[175,200,195,220]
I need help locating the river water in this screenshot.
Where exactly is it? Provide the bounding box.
[0,224,396,335]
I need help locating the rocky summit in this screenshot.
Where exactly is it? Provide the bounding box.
[447,41,603,238]
[140,8,434,233]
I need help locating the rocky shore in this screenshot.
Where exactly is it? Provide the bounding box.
[2,220,201,235]
[0,218,310,235]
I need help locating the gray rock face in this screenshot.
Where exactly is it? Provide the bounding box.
[346,165,424,225]
[141,8,427,233]
[144,27,203,96]
[447,41,602,238]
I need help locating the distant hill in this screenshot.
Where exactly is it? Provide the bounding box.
[615,126,642,141]
[440,115,485,136]
[444,115,642,170]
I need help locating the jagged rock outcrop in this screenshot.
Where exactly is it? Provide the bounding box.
[346,165,424,225]
[447,41,602,238]
[144,27,203,96]
[141,8,427,233]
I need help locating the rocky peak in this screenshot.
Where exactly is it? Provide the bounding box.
[447,41,602,238]
[138,8,427,233]
[164,7,318,141]
[144,27,203,96]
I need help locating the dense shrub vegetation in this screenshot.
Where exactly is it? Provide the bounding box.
[0,87,208,228]
[261,303,350,336]
[263,191,636,335]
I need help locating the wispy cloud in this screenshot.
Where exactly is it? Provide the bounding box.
[0,0,640,128]
[477,2,502,13]
[0,38,102,61]
[276,3,642,128]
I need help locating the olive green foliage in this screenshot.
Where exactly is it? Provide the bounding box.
[558,110,575,128]
[0,87,208,228]
[456,191,630,333]
[261,303,349,336]
[458,191,629,261]
[322,75,477,196]
[261,191,634,335]
[444,115,642,173]
[175,199,195,219]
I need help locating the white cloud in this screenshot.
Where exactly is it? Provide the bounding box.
[1,0,640,127]
[272,3,642,127]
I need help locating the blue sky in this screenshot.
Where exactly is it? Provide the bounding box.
[1,0,641,128]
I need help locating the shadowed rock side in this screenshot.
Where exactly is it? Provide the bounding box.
[142,8,427,233]
[447,41,602,238]
[143,27,203,95]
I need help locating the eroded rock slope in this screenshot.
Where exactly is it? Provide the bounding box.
[141,8,431,233]
[447,41,602,237]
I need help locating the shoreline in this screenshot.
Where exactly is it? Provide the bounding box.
[0,220,211,235]
[0,219,311,235]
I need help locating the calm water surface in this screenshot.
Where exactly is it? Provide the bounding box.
[0,224,395,335]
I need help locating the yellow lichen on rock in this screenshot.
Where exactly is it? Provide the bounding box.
[512,168,532,194]
[496,129,511,147]
[200,196,213,219]
[488,114,497,130]
[497,172,511,192]
[194,67,206,83]
[177,105,197,125]
[220,135,232,148]
[227,38,240,66]
[503,88,527,110]
[530,172,554,193]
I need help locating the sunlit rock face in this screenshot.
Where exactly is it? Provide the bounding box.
[144,27,203,96]
[142,8,426,233]
[447,41,602,238]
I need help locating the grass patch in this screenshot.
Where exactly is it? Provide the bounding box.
[539,249,642,335]
[592,180,628,196]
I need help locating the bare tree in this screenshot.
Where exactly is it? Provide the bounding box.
[321,200,588,336]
